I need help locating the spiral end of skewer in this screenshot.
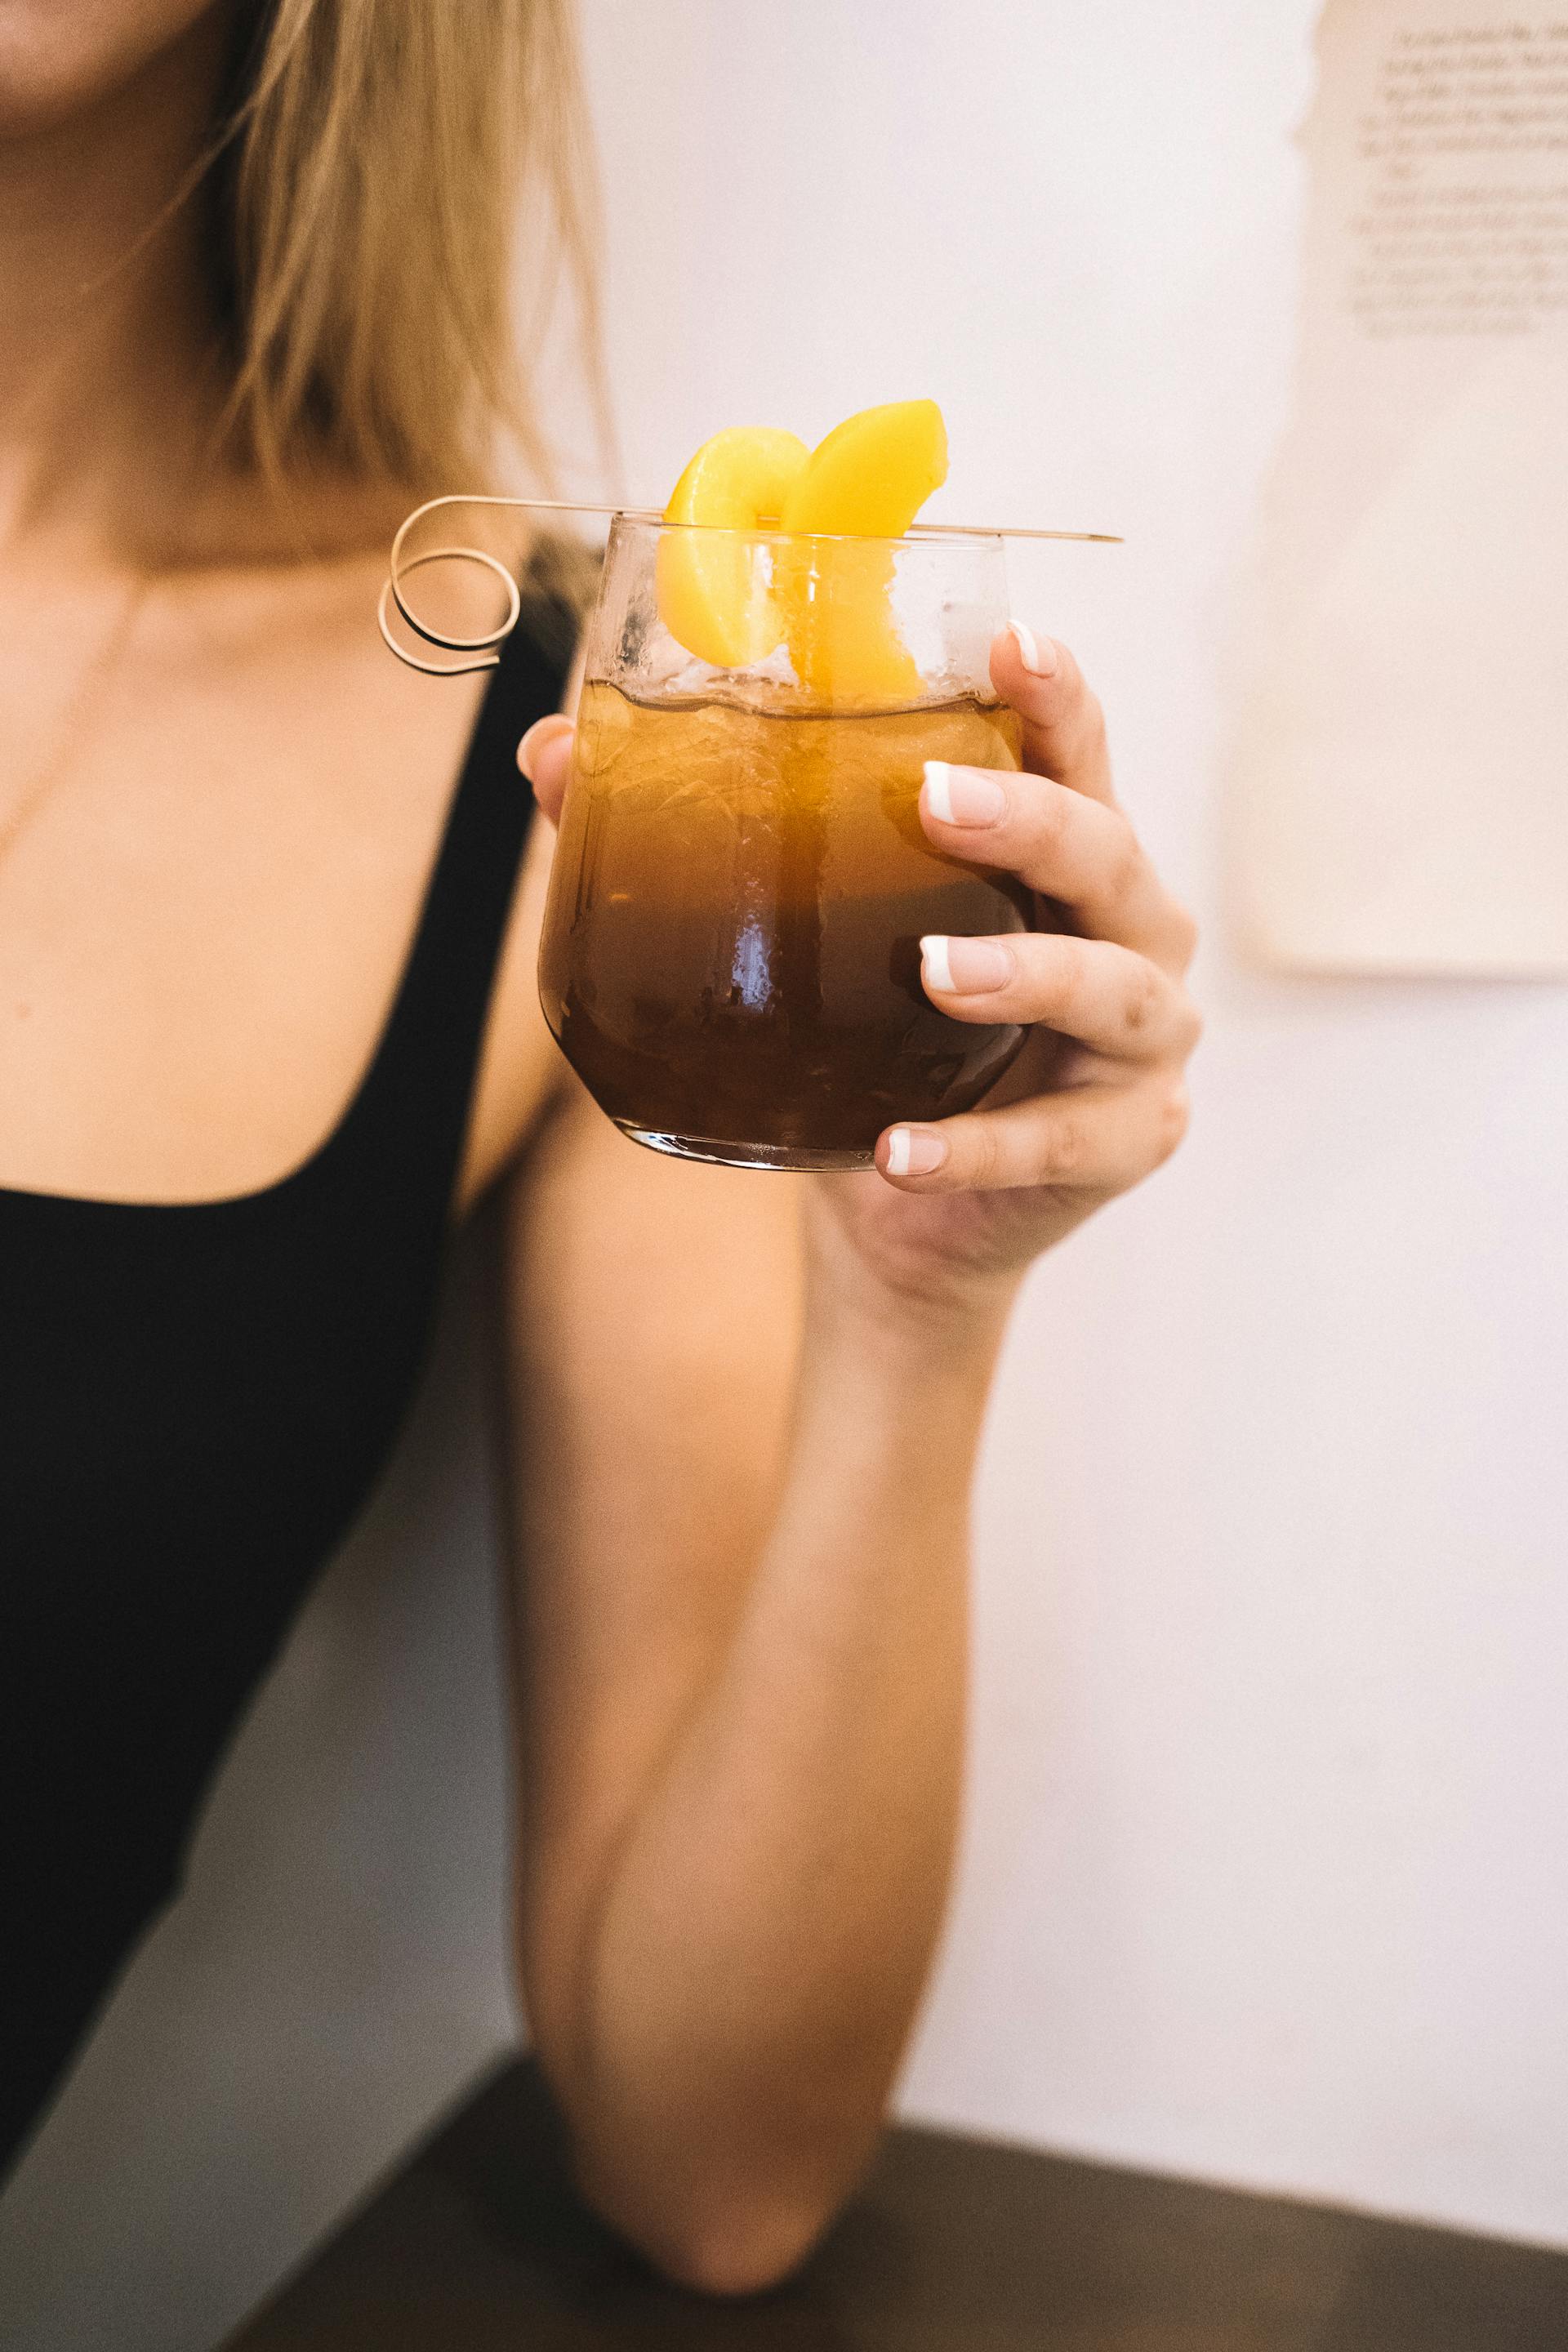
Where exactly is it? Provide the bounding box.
[378,538,522,675]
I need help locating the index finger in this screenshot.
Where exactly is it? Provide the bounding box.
[991,625,1116,806]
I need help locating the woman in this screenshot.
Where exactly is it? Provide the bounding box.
[0,0,1198,2299]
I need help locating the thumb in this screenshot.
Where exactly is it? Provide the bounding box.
[517,715,575,824]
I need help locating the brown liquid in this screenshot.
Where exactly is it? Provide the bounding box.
[538,682,1046,1166]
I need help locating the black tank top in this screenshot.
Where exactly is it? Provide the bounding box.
[0,608,565,2184]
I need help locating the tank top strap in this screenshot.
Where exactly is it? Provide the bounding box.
[340,608,568,1209]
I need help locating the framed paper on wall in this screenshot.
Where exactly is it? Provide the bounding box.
[1232,0,1568,974]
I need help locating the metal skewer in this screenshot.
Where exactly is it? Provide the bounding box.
[456,496,1123,544]
[378,493,1122,674]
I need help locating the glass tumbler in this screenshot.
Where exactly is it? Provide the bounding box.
[538,517,1049,1170]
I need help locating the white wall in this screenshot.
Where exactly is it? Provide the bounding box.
[6,5,1566,2344]
[577,0,1568,2248]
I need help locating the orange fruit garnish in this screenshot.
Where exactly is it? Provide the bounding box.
[779,399,947,537]
[777,401,947,706]
[655,400,948,706]
[656,425,808,668]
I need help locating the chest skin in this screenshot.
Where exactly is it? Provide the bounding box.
[0,544,559,1214]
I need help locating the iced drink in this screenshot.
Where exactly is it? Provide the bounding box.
[539,679,1045,1167]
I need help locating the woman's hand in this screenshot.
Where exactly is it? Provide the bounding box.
[519,624,1199,1325]
[806,622,1199,1319]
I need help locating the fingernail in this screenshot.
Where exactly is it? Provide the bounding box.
[1007,619,1059,678]
[885,1126,948,1178]
[922,933,1012,995]
[517,715,570,782]
[923,760,1006,826]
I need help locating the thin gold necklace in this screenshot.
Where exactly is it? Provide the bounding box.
[0,568,153,871]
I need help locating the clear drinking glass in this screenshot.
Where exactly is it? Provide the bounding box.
[537,517,1055,1170]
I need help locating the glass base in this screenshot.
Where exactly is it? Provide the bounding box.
[616,1123,875,1174]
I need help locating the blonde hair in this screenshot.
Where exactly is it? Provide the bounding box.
[203,0,607,493]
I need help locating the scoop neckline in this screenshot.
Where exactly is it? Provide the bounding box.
[0,648,508,1223]
[0,1043,380,1221]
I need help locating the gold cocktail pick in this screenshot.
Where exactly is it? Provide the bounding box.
[459,497,1124,543]
[379,495,1122,675]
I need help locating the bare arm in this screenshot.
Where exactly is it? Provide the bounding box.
[497,631,1198,2294]
[497,1094,1000,2293]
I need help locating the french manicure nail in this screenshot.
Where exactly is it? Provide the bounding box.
[885,1126,948,1178]
[923,933,1012,995]
[920,933,955,992]
[923,759,955,822]
[923,761,1006,826]
[1007,619,1060,678]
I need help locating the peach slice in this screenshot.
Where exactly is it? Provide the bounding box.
[656,425,809,667]
[777,400,948,705]
[779,399,947,539]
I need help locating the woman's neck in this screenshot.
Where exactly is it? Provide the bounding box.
[0,11,234,569]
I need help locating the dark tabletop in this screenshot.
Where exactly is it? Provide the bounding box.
[225,2058,1568,2350]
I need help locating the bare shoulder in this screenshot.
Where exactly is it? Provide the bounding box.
[506,1076,805,1369]
[462,800,568,1206]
